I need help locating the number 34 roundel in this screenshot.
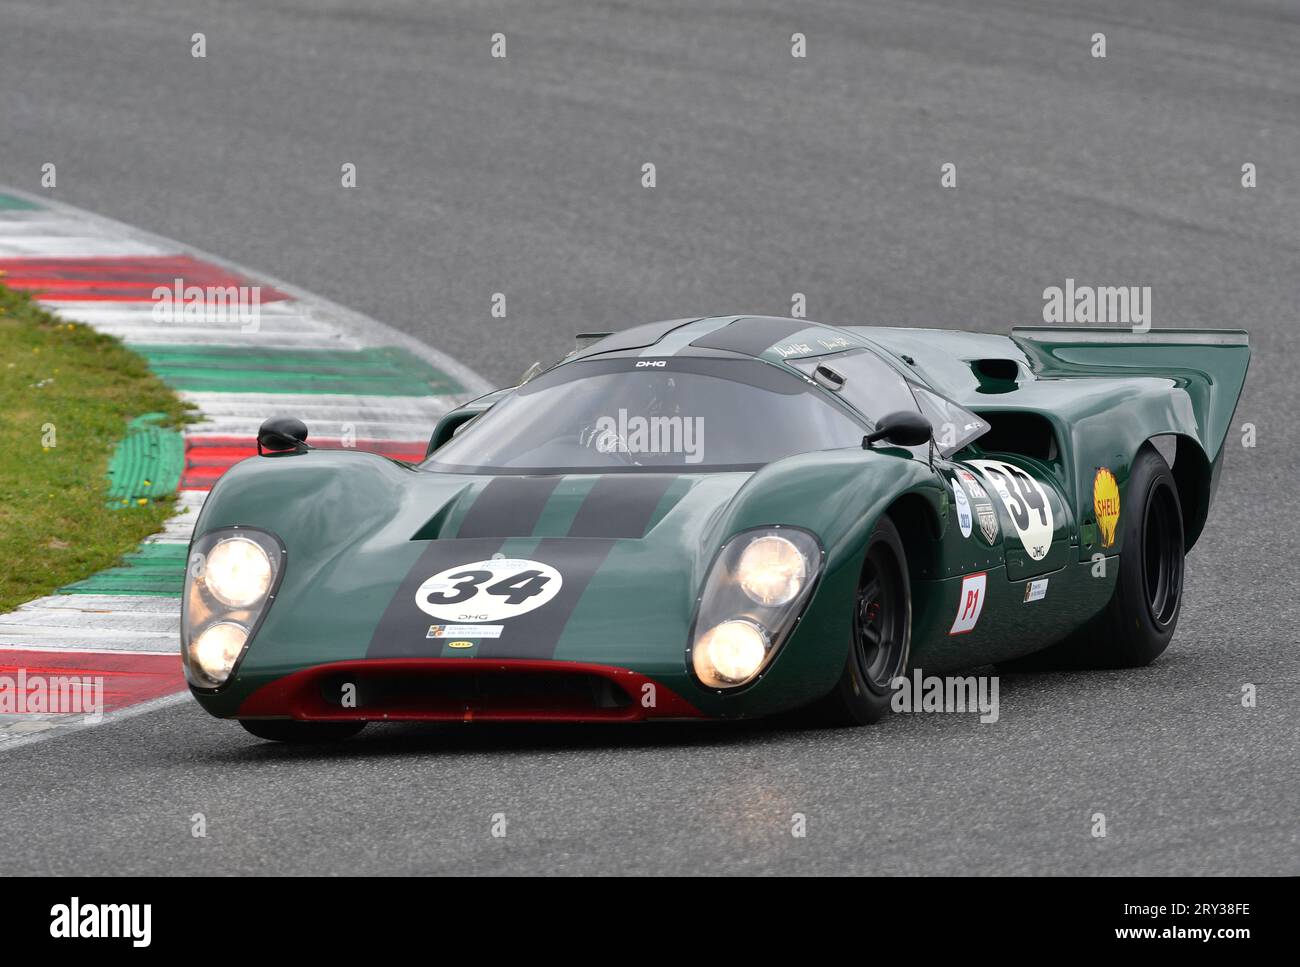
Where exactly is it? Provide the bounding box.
[967,460,1055,561]
[415,558,563,622]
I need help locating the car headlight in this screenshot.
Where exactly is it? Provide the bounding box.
[692,619,770,688]
[182,528,284,689]
[736,534,807,606]
[204,537,273,608]
[192,622,249,684]
[689,527,822,690]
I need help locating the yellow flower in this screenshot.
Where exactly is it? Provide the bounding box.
[137,498,148,506]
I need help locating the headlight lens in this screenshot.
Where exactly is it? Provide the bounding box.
[688,526,822,691]
[693,619,769,688]
[192,622,249,686]
[205,537,273,608]
[182,527,283,689]
[737,534,806,606]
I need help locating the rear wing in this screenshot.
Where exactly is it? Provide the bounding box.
[1011,327,1250,465]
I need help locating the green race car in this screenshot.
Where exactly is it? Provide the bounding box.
[182,316,1250,741]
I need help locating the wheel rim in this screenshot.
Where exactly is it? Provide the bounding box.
[1141,480,1183,627]
[854,544,908,692]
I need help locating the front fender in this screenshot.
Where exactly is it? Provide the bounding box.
[698,446,945,717]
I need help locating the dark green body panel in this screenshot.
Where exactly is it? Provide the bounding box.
[857,325,1250,549]
[188,319,1248,722]
[189,447,941,718]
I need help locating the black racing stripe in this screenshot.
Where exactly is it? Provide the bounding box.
[566,474,677,538]
[475,538,617,660]
[366,537,506,657]
[688,315,809,355]
[455,475,561,538]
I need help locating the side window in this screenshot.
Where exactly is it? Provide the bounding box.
[911,385,989,457]
[793,350,920,425]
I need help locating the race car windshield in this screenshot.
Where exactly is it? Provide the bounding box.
[423,356,867,473]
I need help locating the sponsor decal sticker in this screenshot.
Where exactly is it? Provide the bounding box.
[951,477,973,538]
[415,558,563,622]
[1024,578,1049,603]
[957,467,999,545]
[448,640,475,649]
[949,572,987,635]
[969,459,1055,560]
[1094,467,1120,548]
[955,468,987,499]
[426,625,505,639]
[773,341,813,358]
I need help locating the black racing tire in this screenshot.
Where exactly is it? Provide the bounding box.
[807,516,912,725]
[1001,445,1184,672]
[239,719,367,743]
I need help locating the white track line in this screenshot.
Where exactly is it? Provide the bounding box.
[0,692,191,753]
[43,301,364,350]
[0,634,179,649]
[181,391,453,440]
[0,595,182,648]
[1,594,182,615]
[0,236,165,257]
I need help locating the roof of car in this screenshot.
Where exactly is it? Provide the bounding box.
[566,315,886,367]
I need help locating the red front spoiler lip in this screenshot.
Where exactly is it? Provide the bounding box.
[236,658,705,723]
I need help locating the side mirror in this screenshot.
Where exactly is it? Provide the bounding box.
[863,411,932,449]
[258,416,310,455]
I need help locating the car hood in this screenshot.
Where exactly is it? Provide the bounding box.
[362,469,753,669]
[199,457,755,676]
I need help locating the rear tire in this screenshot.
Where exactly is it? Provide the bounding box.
[808,516,911,725]
[239,719,367,743]
[1001,445,1184,671]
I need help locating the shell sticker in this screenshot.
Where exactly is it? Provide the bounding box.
[1094,468,1120,548]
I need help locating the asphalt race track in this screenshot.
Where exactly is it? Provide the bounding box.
[2,0,1297,875]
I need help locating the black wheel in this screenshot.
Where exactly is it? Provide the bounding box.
[1001,445,1184,671]
[239,719,367,743]
[809,516,912,725]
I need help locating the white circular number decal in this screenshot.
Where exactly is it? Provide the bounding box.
[415,558,563,622]
[969,460,1055,561]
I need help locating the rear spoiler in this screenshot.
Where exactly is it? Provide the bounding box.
[1011,326,1250,465]
[1012,326,1248,349]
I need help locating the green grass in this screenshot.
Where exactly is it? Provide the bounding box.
[0,282,194,612]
